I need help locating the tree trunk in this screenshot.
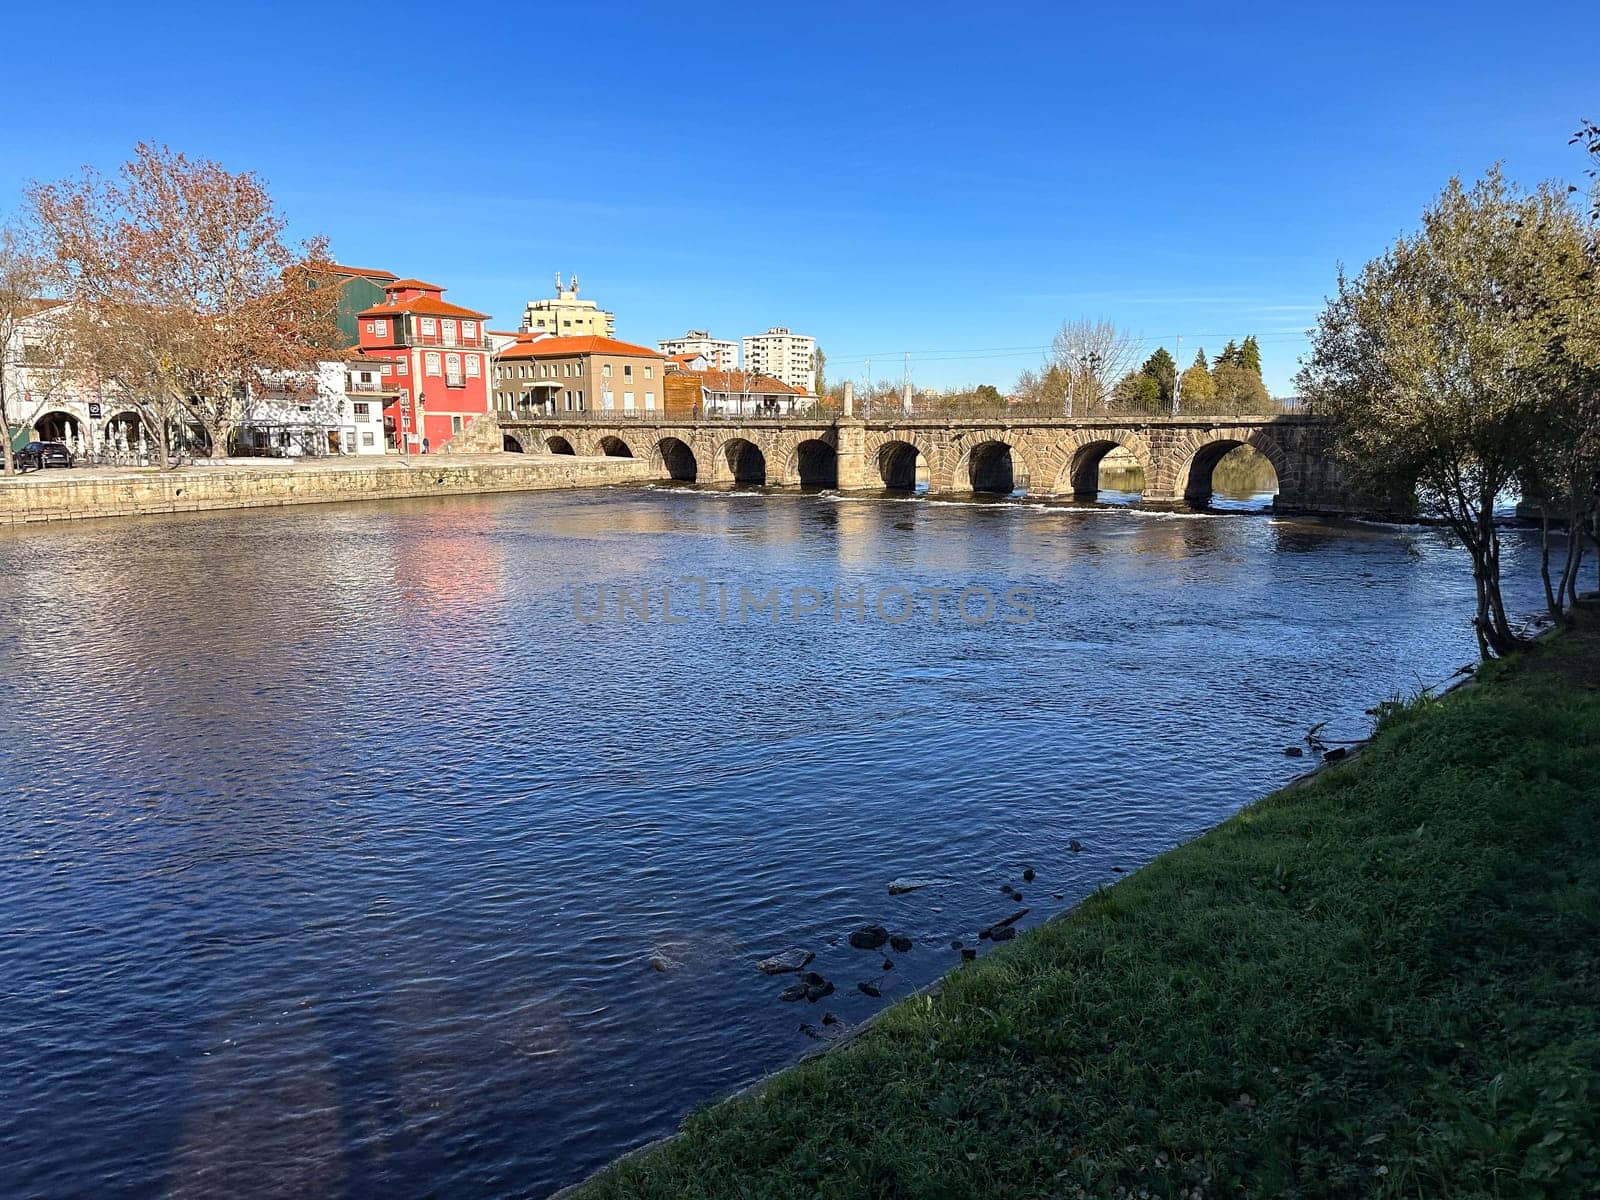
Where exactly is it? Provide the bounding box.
[1540,510,1562,618]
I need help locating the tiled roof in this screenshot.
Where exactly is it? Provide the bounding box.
[384,278,444,291]
[357,295,490,319]
[701,369,805,395]
[495,335,664,361]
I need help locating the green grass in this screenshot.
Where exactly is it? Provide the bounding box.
[567,626,1600,1199]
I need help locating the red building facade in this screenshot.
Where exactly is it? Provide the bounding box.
[354,280,492,453]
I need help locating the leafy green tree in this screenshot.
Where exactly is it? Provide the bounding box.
[1139,347,1176,403]
[812,346,826,397]
[1239,335,1262,376]
[1111,370,1163,414]
[1297,168,1597,657]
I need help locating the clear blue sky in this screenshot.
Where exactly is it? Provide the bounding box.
[2,1,1593,395]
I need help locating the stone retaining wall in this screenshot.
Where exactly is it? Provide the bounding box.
[0,455,654,525]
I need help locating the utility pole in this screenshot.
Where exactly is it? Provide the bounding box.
[865,357,872,420]
[1172,334,1183,416]
[902,351,910,415]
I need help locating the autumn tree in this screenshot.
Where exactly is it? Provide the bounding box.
[1178,348,1215,411]
[27,143,342,464]
[1297,169,1596,657]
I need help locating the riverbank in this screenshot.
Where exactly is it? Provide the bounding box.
[562,619,1600,1198]
[0,453,653,524]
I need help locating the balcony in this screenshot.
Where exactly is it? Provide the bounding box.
[410,333,490,350]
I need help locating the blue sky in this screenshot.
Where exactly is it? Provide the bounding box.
[1,1,1593,395]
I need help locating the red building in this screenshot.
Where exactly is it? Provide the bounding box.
[354,279,492,453]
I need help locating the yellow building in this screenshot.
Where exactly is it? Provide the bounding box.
[520,273,616,337]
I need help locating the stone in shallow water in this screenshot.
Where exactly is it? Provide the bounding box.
[848,924,889,950]
[888,934,913,954]
[886,877,952,895]
[1022,867,1035,883]
[804,980,835,1002]
[990,926,1017,942]
[779,983,807,1002]
[756,948,814,975]
[1068,839,1084,853]
[857,980,881,998]
[960,947,978,960]
[1284,746,1304,757]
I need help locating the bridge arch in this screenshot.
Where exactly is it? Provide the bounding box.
[789,438,838,488]
[1168,428,1288,508]
[950,436,1039,495]
[544,435,577,455]
[1051,434,1154,501]
[502,432,526,453]
[717,437,767,485]
[653,436,698,481]
[875,439,930,490]
[598,434,635,458]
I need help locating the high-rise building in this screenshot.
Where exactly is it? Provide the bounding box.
[521,273,616,337]
[658,329,739,371]
[741,326,816,393]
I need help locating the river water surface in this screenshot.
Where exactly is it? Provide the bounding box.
[0,485,1546,1198]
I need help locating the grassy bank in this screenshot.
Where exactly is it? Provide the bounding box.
[566,624,1600,1199]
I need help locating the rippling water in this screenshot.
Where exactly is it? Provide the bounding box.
[0,486,1546,1199]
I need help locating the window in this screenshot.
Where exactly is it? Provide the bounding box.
[362,432,375,447]
[420,317,437,336]
[445,353,462,385]
[623,364,633,379]
[451,415,463,434]
[461,320,476,339]
[442,319,457,343]
[623,390,635,411]
[466,355,480,377]
[425,352,442,376]
[576,390,584,409]
[375,319,388,338]
[645,365,653,379]
[602,363,612,377]
[353,402,370,417]
[396,358,407,375]
[645,391,656,410]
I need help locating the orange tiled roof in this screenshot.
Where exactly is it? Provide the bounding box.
[495,335,664,360]
[701,369,805,395]
[384,278,444,291]
[358,295,490,320]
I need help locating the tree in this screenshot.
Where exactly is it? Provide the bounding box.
[1178,348,1215,411]
[1297,169,1597,657]
[812,345,826,398]
[27,143,342,464]
[1112,370,1163,413]
[0,224,55,475]
[1214,339,1239,369]
[1139,347,1177,403]
[1573,119,1600,222]
[1049,318,1141,411]
[1239,334,1262,376]
[1212,361,1274,413]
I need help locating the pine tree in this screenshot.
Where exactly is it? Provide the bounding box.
[1214,339,1239,369]
[1139,347,1177,402]
[1239,335,1262,376]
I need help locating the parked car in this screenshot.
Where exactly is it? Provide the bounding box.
[15,441,74,470]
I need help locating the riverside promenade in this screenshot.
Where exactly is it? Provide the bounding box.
[0,453,652,525]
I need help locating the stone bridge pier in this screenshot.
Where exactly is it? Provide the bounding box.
[497,413,1354,514]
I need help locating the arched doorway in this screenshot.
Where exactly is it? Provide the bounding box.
[793,439,838,488]
[1061,440,1143,504]
[1183,441,1280,510]
[720,438,766,484]
[502,434,525,453]
[104,411,143,451]
[545,436,576,455]
[962,441,1025,495]
[598,435,635,458]
[34,411,81,444]
[657,437,698,481]
[877,440,930,492]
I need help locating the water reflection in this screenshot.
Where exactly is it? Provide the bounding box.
[0,489,1543,1199]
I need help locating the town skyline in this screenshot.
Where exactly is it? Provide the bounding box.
[1,1,1593,397]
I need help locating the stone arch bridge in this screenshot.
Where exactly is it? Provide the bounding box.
[497,414,1349,511]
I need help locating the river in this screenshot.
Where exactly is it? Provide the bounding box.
[0,483,1547,1198]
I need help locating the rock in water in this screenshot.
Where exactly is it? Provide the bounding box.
[801,971,826,986]
[779,983,807,1002]
[991,925,1017,942]
[993,908,1029,931]
[848,924,889,951]
[888,934,913,953]
[821,1011,839,1026]
[756,949,814,975]
[1323,747,1348,762]
[804,980,835,1002]
[881,959,894,971]
[857,980,881,998]
[799,1022,824,1040]
[1022,867,1035,883]
[1068,839,1084,853]
[649,954,675,973]
[1283,746,1304,758]
[960,947,977,960]
[949,939,964,951]
[887,877,951,895]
